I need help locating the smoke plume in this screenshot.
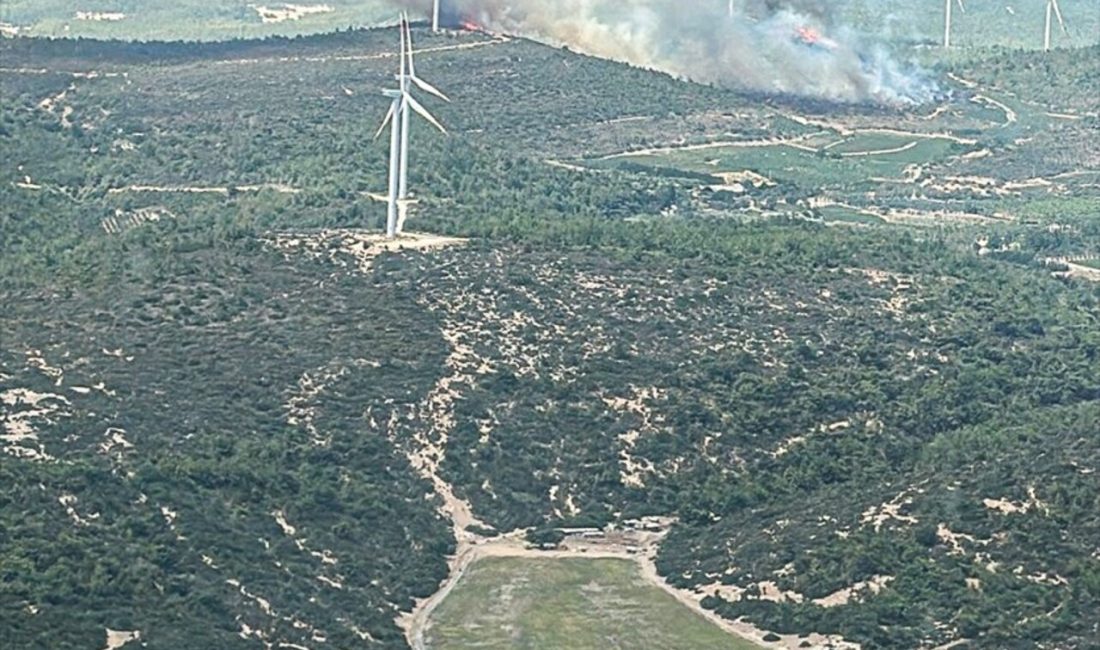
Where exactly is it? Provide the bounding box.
[395,0,937,105]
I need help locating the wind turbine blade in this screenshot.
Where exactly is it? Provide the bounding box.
[399,15,407,82]
[956,0,965,12]
[402,12,417,77]
[1051,0,1067,32]
[405,94,447,134]
[410,74,451,102]
[374,102,396,140]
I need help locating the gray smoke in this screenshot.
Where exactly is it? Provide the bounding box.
[395,0,937,105]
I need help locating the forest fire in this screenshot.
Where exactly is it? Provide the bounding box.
[394,0,940,104]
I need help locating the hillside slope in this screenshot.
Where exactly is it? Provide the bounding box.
[2,27,1099,650]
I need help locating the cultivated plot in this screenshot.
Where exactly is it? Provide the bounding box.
[425,557,759,650]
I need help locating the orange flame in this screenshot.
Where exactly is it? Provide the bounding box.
[796,26,821,44]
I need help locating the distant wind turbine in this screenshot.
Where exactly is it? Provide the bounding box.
[1043,0,1068,51]
[943,0,966,48]
[375,14,449,238]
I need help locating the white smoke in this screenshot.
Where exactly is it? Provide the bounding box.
[395,0,938,104]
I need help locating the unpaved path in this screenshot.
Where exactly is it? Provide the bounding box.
[106,183,301,195]
[972,94,1017,127]
[838,141,917,158]
[599,123,973,162]
[599,135,822,160]
[1050,260,1100,282]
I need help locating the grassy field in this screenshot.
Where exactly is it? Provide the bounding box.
[817,204,886,225]
[593,133,963,193]
[425,557,758,650]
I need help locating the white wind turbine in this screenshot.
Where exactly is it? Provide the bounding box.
[433,0,441,33]
[943,0,966,48]
[375,14,449,238]
[1043,0,1068,51]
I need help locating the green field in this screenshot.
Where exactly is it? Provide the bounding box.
[817,205,886,225]
[426,558,759,650]
[594,133,963,193]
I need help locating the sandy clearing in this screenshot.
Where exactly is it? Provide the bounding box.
[861,491,919,532]
[59,494,100,527]
[960,148,991,160]
[715,170,775,187]
[249,4,333,24]
[812,576,893,607]
[602,386,665,488]
[936,524,986,556]
[273,510,297,536]
[76,11,125,22]
[285,359,379,446]
[100,427,133,456]
[37,84,76,129]
[102,629,140,650]
[268,230,466,275]
[2,388,71,462]
[983,486,1049,516]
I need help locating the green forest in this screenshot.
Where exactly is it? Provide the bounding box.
[2,20,1099,650]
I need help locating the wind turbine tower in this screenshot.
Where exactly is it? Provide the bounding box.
[433,0,441,33]
[1044,0,1068,51]
[375,14,449,238]
[943,0,965,48]
[398,17,450,201]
